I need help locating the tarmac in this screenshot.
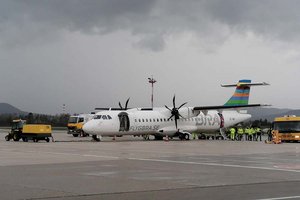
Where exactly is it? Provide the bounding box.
[0,129,299,200]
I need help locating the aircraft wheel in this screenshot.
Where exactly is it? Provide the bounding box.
[13,134,20,141]
[198,134,205,140]
[178,134,183,140]
[72,134,79,137]
[45,137,50,142]
[80,131,88,137]
[5,135,10,141]
[184,133,190,140]
[154,135,163,140]
[92,135,100,142]
[22,137,28,142]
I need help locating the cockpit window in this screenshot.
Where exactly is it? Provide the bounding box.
[93,115,112,120]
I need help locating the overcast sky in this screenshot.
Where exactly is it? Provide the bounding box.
[0,0,300,114]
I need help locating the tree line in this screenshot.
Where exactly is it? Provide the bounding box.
[240,119,272,128]
[0,113,70,127]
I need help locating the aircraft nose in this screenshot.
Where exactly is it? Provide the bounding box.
[83,120,96,134]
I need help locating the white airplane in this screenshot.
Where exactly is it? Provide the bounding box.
[83,79,269,141]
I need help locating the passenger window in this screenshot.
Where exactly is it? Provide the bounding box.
[150,119,152,122]
[94,115,102,119]
[135,119,137,122]
[146,119,148,122]
[164,119,166,122]
[142,119,144,122]
[139,119,141,122]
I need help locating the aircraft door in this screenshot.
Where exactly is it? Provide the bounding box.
[118,112,130,131]
[217,113,224,128]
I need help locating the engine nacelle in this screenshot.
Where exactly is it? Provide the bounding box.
[178,107,200,118]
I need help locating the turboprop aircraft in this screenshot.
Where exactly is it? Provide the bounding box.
[83,79,269,141]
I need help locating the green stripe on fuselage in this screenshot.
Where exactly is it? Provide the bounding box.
[225,100,249,105]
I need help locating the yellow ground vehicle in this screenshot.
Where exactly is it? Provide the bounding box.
[67,114,94,137]
[272,115,300,142]
[5,119,53,142]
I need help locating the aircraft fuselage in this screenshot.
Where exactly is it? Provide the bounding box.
[83,108,251,137]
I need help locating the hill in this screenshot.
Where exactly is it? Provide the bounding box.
[0,103,26,114]
[247,107,300,121]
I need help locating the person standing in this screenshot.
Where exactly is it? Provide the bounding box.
[256,126,262,141]
[249,127,255,141]
[245,127,250,141]
[230,127,236,141]
[237,127,244,141]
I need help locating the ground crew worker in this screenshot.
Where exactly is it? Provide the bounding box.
[267,129,272,141]
[192,132,196,140]
[253,127,257,141]
[256,127,262,141]
[248,127,254,141]
[237,127,244,141]
[244,127,250,141]
[230,127,236,141]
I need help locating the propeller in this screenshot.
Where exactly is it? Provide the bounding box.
[165,95,187,129]
[119,98,130,110]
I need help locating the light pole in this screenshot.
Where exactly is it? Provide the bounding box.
[148,76,157,109]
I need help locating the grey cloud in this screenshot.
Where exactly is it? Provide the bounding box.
[135,34,165,51]
[1,0,300,50]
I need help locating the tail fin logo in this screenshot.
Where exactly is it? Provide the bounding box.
[224,79,251,106]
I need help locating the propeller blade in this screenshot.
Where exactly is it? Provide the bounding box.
[168,115,174,121]
[165,105,172,111]
[119,102,123,110]
[125,98,130,110]
[178,102,188,110]
[167,95,187,130]
[173,95,176,108]
[178,113,185,119]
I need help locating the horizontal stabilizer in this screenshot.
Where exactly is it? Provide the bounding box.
[221,82,269,87]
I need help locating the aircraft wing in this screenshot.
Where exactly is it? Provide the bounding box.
[193,104,269,111]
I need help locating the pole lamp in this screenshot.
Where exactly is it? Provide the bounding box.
[148,76,157,108]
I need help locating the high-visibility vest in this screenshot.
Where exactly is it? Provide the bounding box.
[238,128,244,134]
[245,128,250,134]
[230,128,236,134]
[249,128,255,135]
